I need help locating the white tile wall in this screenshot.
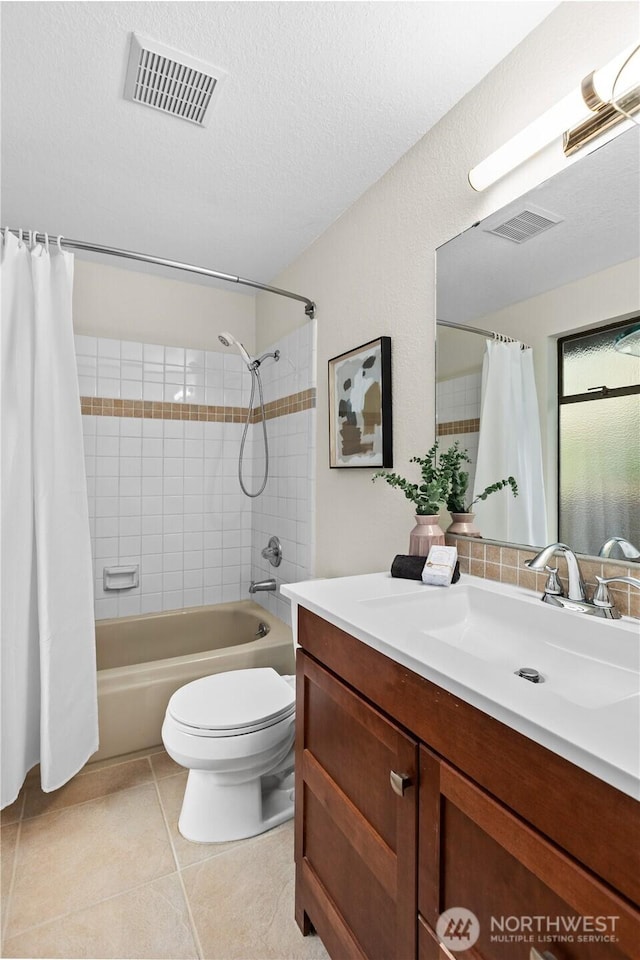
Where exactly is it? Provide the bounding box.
[77,330,315,623]
[436,371,481,424]
[84,414,252,618]
[75,335,253,406]
[436,372,482,504]
[257,322,315,405]
[249,321,317,626]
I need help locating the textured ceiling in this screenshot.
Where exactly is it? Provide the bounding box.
[437,124,640,324]
[1,1,557,287]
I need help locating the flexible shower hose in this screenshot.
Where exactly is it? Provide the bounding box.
[238,365,269,498]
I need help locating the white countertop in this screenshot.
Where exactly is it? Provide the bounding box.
[281,572,640,800]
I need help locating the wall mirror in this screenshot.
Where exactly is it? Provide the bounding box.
[436,125,640,561]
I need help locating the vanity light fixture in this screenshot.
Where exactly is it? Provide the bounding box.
[468,42,640,191]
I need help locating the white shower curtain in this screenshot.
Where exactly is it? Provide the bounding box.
[1,232,98,807]
[473,341,548,547]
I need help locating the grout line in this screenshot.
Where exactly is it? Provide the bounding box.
[1,816,23,947]
[2,864,181,944]
[20,775,156,823]
[4,752,171,945]
[150,766,204,960]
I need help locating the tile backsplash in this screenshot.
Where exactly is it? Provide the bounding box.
[77,325,316,623]
[447,534,640,619]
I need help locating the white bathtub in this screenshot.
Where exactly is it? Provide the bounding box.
[93,600,295,762]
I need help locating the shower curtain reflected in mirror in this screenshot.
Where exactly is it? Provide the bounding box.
[1,231,98,807]
[473,341,548,546]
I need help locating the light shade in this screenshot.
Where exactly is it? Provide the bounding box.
[469,43,640,191]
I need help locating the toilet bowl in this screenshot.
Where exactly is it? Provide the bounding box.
[161,667,296,843]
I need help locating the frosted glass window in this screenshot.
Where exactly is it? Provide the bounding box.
[559,394,640,556]
[561,322,640,397]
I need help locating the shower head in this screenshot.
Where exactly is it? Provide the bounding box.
[218,331,253,367]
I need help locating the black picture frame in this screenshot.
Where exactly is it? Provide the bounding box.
[328,336,392,468]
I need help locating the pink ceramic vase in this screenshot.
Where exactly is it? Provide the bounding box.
[409,514,445,557]
[446,512,482,538]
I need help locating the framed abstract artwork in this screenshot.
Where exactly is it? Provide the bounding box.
[328,336,392,468]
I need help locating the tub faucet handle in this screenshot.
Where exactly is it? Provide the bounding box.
[261,536,282,567]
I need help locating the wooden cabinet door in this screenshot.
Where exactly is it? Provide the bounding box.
[419,916,454,960]
[419,748,639,960]
[296,651,418,960]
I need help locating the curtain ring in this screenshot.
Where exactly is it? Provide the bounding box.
[57,235,64,253]
[44,232,49,252]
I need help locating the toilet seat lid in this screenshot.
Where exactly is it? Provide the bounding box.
[167,668,295,734]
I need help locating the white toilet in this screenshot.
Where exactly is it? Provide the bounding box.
[162,667,296,843]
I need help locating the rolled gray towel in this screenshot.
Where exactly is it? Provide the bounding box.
[391,554,460,583]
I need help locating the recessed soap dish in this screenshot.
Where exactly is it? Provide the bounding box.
[103,565,139,591]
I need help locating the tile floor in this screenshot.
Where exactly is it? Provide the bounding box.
[1,751,329,959]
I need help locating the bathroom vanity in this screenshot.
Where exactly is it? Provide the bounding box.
[282,574,640,960]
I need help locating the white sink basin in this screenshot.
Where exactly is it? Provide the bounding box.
[359,584,640,710]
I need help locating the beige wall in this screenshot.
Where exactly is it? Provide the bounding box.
[436,327,485,381]
[73,259,256,353]
[256,1,638,578]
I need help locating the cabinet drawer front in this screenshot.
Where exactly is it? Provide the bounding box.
[301,652,416,850]
[297,653,418,960]
[419,748,638,960]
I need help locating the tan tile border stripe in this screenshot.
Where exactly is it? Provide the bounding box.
[80,388,316,423]
[250,387,316,422]
[437,418,480,436]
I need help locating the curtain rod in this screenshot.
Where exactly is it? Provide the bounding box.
[5,229,316,319]
[436,318,531,350]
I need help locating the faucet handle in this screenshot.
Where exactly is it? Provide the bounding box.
[593,575,640,608]
[261,536,282,568]
[543,565,564,597]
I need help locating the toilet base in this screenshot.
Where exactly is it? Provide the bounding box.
[178,767,295,843]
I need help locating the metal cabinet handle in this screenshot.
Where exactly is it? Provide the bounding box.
[390,771,412,796]
[530,949,557,960]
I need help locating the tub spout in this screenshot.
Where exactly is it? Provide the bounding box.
[249,578,276,593]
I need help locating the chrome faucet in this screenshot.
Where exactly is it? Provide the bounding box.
[598,537,640,561]
[525,542,640,619]
[249,578,276,593]
[525,543,587,602]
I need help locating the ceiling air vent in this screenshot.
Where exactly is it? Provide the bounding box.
[484,208,564,244]
[123,34,226,126]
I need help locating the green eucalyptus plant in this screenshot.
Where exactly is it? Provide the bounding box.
[372,441,449,515]
[372,439,519,517]
[440,440,519,513]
